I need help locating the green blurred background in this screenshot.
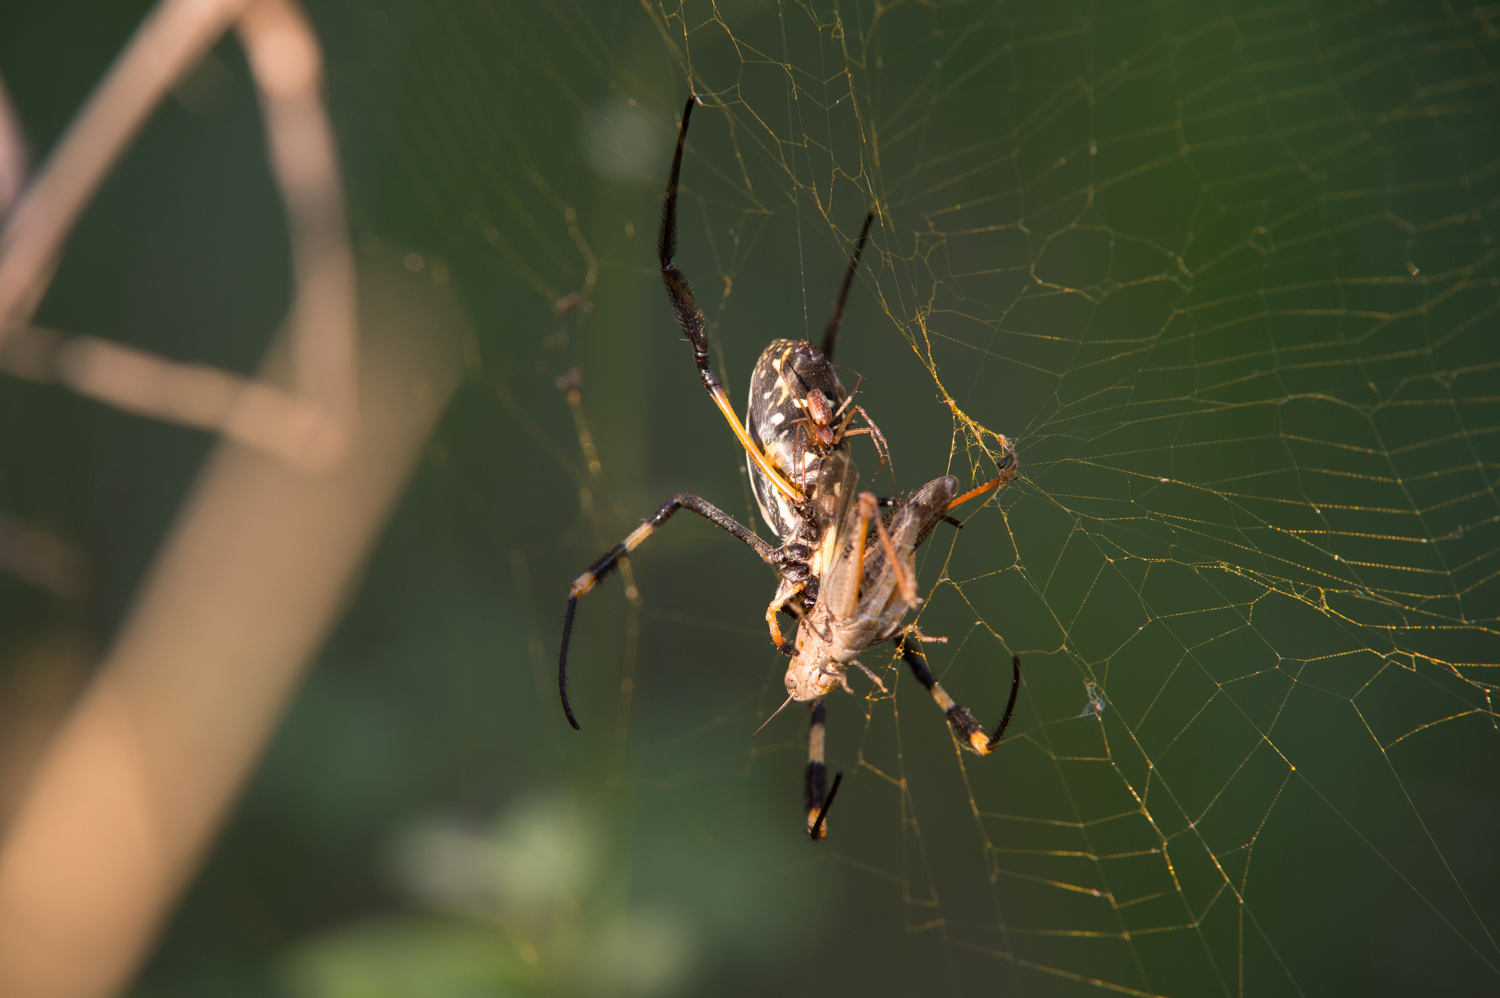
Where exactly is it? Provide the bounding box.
[1,0,1497,995]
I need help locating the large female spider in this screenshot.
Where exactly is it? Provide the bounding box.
[558,96,1020,839]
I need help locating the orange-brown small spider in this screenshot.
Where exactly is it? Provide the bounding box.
[793,380,894,489]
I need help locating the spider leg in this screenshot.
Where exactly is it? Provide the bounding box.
[840,404,895,489]
[830,371,864,420]
[805,701,843,840]
[559,492,776,729]
[857,407,893,476]
[821,209,876,361]
[898,640,1021,755]
[766,578,807,654]
[658,96,801,505]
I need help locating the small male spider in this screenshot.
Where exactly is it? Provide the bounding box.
[557,95,1020,840]
[790,378,894,493]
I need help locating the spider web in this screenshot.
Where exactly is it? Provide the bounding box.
[266,1,1499,996]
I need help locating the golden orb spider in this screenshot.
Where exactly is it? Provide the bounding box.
[557,96,1020,839]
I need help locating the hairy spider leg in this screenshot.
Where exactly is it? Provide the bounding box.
[821,209,876,361]
[805,700,843,840]
[808,211,900,489]
[900,641,1021,755]
[559,492,778,729]
[658,96,801,505]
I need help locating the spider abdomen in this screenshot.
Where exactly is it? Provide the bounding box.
[745,338,848,540]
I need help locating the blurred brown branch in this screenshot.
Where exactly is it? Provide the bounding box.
[0,0,249,338]
[0,511,86,600]
[0,258,464,998]
[0,73,26,215]
[1,326,345,471]
[0,0,356,470]
[0,2,467,996]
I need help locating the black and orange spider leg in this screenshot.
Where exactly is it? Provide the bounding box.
[899,640,1021,755]
[765,576,807,654]
[821,209,875,361]
[805,700,844,840]
[658,95,801,505]
[559,493,777,729]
